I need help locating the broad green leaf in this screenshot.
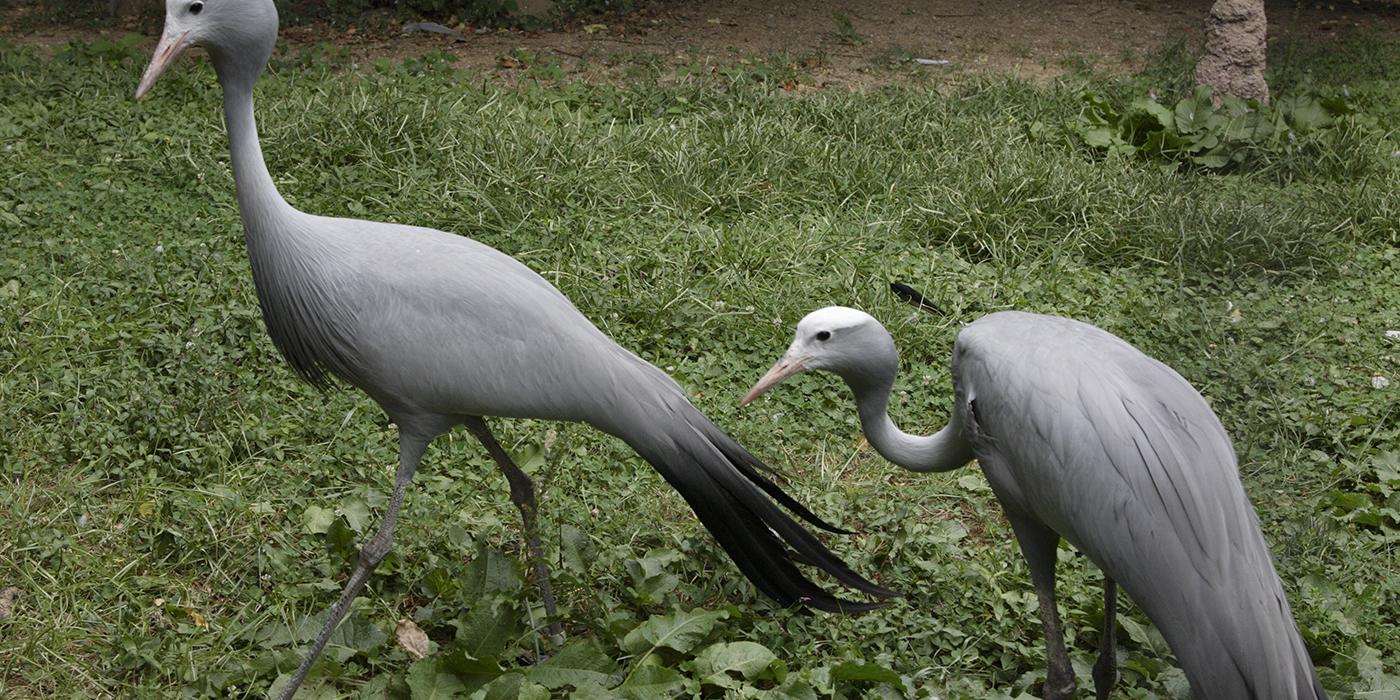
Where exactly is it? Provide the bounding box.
[407,658,467,700]
[631,572,678,605]
[508,442,546,471]
[302,505,335,534]
[830,660,901,686]
[338,498,372,533]
[1191,132,1221,151]
[627,549,683,578]
[767,679,820,700]
[268,675,338,700]
[1078,126,1122,149]
[1223,112,1273,142]
[956,474,989,492]
[928,520,968,544]
[1329,491,1372,514]
[518,682,551,700]
[621,608,727,656]
[1140,128,1184,157]
[691,641,779,688]
[561,524,596,575]
[473,672,524,700]
[455,602,521,662]
[424,566,460,599]
[1191,152,1230,169]
[1079,92,1118,119]
[440,650,506,692]
[293,611,385,662]
[447,524,473,549]
[323,518,358,562]
[623,548,683,597]
[1217,94,1251,115]
[247,615,295,648]
[1128,98,1174,132]
[618,664,685,699]
[324,613,386,662]
[1118,617,1170,655]
[1174,92,1208,133]
[358,674,395,700]
[1160,667,1192,699]
[460,545,523,601]
[1284,96,1333,132]
[568,681,623,700]
[1373,452,1400,486]
[1357,643,1400,697]
[527,639,618,690]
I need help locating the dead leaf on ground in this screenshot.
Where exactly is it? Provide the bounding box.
[397,619,430,659]
[0,587,17,620]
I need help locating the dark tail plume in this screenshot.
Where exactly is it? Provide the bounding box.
[889,282,943,315]
[623,398,898,612]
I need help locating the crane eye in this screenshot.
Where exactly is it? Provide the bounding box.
[189,1,204,14]
[815,331,831,341]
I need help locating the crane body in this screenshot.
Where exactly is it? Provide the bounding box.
[745,304,1325,700]
[132,3,891,698]
[955,312,1322,699]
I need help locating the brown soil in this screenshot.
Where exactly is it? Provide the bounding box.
[4,0,1400,87]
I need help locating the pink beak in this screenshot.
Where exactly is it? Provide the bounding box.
[740,355,809,406]
[135,30,191,99]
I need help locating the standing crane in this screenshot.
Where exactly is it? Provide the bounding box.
[133,2,893,697]
[741,298,1325,700]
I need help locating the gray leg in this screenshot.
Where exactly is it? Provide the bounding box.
[1093,577,1119,700]
[275,433,430,700]
[1008,515,1076,700]
[463,417,564,645]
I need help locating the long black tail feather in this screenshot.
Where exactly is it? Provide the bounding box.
[683,421,897,598]
[627,408,898,612]
[707,427,856,536]
[889,281,943,315]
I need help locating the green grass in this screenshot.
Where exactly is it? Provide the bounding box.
[2,31,1399,699]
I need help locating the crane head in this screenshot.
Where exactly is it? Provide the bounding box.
[135,0,279,99]
[741,306,896,405]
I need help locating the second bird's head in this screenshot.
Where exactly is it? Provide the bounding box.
[135,0,280,99]
[742,306,899,406]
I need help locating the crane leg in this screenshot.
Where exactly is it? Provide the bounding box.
[463,417,565,646]
[1008,515,1077,700]
[275,432,430,700]
[1092,577,1119,700]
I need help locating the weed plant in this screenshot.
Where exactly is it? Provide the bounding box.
[1,31,1398,698]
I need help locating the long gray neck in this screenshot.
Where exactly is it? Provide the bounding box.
[217,63,295,236]
[851,376,974,473]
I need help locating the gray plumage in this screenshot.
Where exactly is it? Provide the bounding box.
[744,304,1324,700]
[134,2,891,698]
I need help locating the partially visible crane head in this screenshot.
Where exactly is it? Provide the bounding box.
[136,0,279,99]
[742,306,898,405]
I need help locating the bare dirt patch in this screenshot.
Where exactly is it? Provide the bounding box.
[4,0,1400,87]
